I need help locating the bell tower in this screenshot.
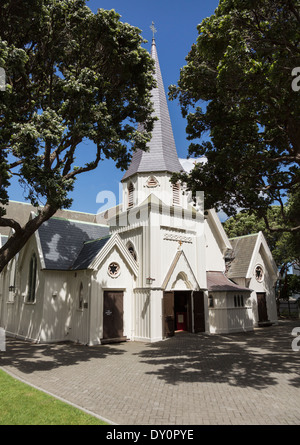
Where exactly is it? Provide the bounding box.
[121,29,183,211]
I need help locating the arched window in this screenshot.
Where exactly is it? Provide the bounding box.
[255,265,264,282]
[128,182,134,209]
[127,242,137,261]
[173,182,181,205]
[78,282,84,309]
[27,253,37,302]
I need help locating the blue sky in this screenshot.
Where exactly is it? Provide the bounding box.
[8,0,220,215]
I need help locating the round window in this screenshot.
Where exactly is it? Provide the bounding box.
[108,262,120,278]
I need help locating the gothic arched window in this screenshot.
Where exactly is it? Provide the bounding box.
[78,282,84,309]
[27,253,37,302]
[127,242,137,261]
[255,265,264,282]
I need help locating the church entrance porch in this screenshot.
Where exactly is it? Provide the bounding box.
[163,291,205,338]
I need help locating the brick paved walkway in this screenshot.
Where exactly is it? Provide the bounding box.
[1,320,300,425]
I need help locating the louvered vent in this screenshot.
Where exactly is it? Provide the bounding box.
[173,183,180,205]
[147,176,159,188]
[128,182,134,208]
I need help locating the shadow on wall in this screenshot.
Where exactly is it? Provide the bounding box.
[3,218,109,343]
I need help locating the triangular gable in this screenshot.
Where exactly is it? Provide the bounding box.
[89,232,138,277]
[206,209,232,254]
[110,193,199,229]
[162,249,200,291]
[246,231,278,279]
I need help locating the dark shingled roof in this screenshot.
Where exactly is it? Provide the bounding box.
[72,237,110,270]
[122,39,183,181]
[38,217,110,270]
[227,234,259,279]
[207,271,250,292]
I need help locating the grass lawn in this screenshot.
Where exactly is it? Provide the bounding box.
[0,369,108,425]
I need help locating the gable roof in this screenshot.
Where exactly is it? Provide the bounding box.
[38,217,110,270]
[122,38,183,181]
[71,237,111,271]
[226,233,259,279]
[227,231,278,280]
[89,232,139,277]
[207,271,250,293]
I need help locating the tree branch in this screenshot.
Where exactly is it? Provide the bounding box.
[263,214,300,233]
[0,217,22,234]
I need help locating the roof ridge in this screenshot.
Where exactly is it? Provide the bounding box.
[49,215,108,228]
[83,235,111,245]
[229,233,259,240]
[8,200,97,216]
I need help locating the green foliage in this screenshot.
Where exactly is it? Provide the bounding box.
[170,0,300,232]
[0,0,155,270]
[279,273,300,299]
[0,0,155,211]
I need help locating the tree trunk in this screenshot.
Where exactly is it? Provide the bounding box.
[0,203,57,273]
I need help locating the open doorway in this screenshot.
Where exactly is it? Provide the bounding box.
[163,290,205,337]
[174,291,192,332]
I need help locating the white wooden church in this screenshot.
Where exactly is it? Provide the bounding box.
[0,38,278,345]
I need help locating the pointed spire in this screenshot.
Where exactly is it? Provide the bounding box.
[122,31,183,181]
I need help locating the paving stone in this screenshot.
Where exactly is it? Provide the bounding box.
[1,320,300,425]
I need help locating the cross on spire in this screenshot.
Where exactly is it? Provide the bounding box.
[150,21,157,39]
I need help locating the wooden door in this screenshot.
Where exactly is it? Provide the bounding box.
[163,291,175,337]
[103,291,124,340]
[257,292,268,323]
[193,291,205,333]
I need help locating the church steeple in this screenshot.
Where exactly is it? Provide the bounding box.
[122,30,183,182]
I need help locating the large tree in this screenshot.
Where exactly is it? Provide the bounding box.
[223,207,300,302]
[0,0,155,272]
[169,0,300,233]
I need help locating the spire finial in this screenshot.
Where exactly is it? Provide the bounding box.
[150,21,157,39]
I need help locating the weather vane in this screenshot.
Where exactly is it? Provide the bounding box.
[150,21,157,39]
